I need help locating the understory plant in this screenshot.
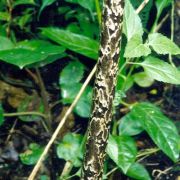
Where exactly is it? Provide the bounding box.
[0,0,179,179]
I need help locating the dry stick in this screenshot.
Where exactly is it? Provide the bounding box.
[155,13,169,33]
[28,65,97,180]
[28,1,149,179]
[35,68,52,132]
[136,0,149,14]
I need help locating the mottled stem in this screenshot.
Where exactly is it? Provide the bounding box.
[81,0,124,179]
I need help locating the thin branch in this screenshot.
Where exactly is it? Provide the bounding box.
[4,111,47,118]
[5,118,18,144]
[35,68,52,131]
[155,13,169,32]
[27,2,149,179]
[136,0,149,14]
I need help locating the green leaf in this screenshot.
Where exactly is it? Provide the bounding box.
[133,71,154,87]
[20,143,44,165]
[61,83,92,117]
[13,0,36,7]
[60,60,85,85]
[0,36,14,50]
[65,0,95,14]
[0,40,65,68]
[140,56,180,84]
[130,0,153,28]
[57,133,83,167]
[148,33,180,55]
[123,0,143,40]
[0,12,10,21]
[119,113,144,136]
[59,60,92,117]
[155,0,172,21]
[61,83,82,104]
[38,0,56,18]
[127,162,151,180]
[41,27,99,60]
[74,85,92,117]
[124,34,151,58]
[117,74,134,92]
[0,104,4,126]
[131,102,180,162]
[107,135,137,173]
[113,90,126,107]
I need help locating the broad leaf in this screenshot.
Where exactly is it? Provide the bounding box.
[124,34,151,58]
[140,56,180,84]
[13,0,36,7]
[65,0,95,15]
[0,12,10,21]
[148,33,180,55]
[60,61,92,117]
[113,90,126,107]
[57,133,83,167]
[38,0,56,18]
[131,102,180,162]
[60,60,85,85]
[61,83,82,104]
[119,113,144,136]
[20,143,44,165]
[61,83,92,117]
[74,85,92,117]
[0,104,4,126]
[123,0,143,40]
[0,36,14,50]
[127,162,151,180]
[107,135,137,173]
[117,75,134,92]
[133,71,154,87]
[41,27,99,60]
[0,40,65,68]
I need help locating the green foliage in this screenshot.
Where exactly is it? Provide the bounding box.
[20,143,44,165]
[0,36,14,50]
[118,112,144,136]
[140,56,180,84]
[39,0,56,18]
[60,60,85,85]
[155,0,172,23]
[124,34,151,58]
[65,0,95,16]
[133,72,154,87]
[107,135,137,173]
[127,162,151,180]
[60,61,92,117]
[130,0,153,28]
[123,0,143,40]
[0,0,179,179]
[13,0,36,7]
[57,133,83,167]
[148,33,180,55]
[129,102,179,162]
[0,39,66,68]
[41,28,99,60]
